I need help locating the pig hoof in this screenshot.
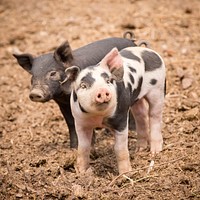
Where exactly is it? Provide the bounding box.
[135,146,147,152]
[118,162,132,174]
[85,167,94,175]
[119,167,132,174]
[150,141,163,155]
[75,162,93,174]
[135,139,148,152]
[76,167,93,175]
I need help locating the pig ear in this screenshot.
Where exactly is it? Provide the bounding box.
[101,48,124,81]
[13,53,34,73]
[60,66,80,93]
[54,41,73,67]
[60,66,80,85]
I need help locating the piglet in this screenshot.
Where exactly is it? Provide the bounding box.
[61,47,166,174]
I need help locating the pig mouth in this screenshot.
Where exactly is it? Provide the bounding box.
[95,101,110,110]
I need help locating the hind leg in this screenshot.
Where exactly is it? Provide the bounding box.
[146,90,164,155]
[131,98,149,152]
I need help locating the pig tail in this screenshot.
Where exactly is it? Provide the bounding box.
[123,31,150,48]
[137,40,151,48]
[123,31,136,42]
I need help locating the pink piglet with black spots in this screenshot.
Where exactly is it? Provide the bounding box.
[61,46,166,174]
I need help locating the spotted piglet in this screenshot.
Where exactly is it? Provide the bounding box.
[61,47,166,174]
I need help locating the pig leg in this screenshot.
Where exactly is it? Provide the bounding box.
[114,125,132,174]
[131,98,149,152]
[75,124,93,173]
[58,102,78,148]
[146,90,164,154]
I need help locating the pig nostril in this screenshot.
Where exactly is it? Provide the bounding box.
[29,94,42,100]
[106,92,110,96]
[97,94,101,98]
[36,95,42,99]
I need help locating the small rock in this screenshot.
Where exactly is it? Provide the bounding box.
[176,67,185,78]
[182,77,193,89]
[16,193,23,198]
[72,184,85,198]
[181,48,188,55]
[184,107,199,120]
[39,31,48,37]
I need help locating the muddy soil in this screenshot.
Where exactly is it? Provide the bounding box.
[0,0,199,199]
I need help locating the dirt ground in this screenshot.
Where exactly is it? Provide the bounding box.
[0,0,200,199]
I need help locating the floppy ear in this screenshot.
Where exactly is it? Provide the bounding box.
[13,53,34,74]
[60,66,80,94]
[54,41,74,67]
[100,48,124,81]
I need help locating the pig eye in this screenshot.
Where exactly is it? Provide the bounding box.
[106,80,111,84]
[80,82,87,89]
[49,71,60,80]
[50,71,57,77]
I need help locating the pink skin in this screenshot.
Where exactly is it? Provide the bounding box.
[131,95,164,154]
[74,116,132,174]
[131,98,149,152]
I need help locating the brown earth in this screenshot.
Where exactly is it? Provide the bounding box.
[0,0,200,199]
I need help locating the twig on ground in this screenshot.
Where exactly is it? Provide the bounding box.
[108,156,186,187]
[147,160,155,175]
[122,175,133,186]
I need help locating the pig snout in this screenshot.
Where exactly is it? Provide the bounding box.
[95,88,111,104]
[29,88,46,102]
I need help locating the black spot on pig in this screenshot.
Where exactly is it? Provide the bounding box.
[73,91,77,102]
[127,83,132,92]
[79,103,88,113]
[150,79,157,85]
[128,66,136,73]
[81,72,95,88]
[120,50,141,62]
[129,73,135,84]
[142,51,162,71]
[101,72,109,80]
[131,77,143,104]
[104,82,130,132]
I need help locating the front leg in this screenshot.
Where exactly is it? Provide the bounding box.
[114,125,132,174]
[75,122,93,173]
[58,101,78,149]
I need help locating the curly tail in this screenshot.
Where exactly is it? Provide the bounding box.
[137,40,151,48]
[123,31,136,42]
[123,31,150,48]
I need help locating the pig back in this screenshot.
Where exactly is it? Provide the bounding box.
[72,37,136,69]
